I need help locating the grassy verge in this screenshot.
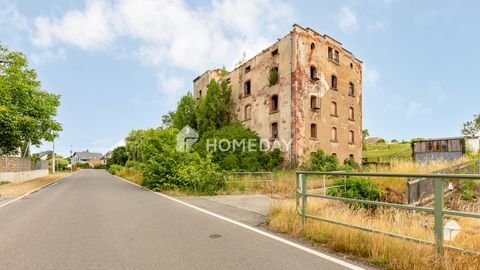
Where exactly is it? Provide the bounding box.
[110,166,144,186]
[267,199,480,270]
[0,172,70,198]
[362,142,412,162]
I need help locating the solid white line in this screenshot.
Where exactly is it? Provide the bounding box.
[0,173,74,209]
[112,174,365,270]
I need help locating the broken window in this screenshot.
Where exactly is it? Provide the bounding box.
[269,67,279,86]
[349,154,354,160]
[311,123,317,138]
[271,122,279,139]
[331,75,337,89]
[244,104,251,120]
[310,95,320,110]
[328,47,333,60]
[331,101,337,116]
[349,130,355,144]
[226,78,231,83]
[271,48,279,57]
[199,90,202,97]
[244,80,251,96]
[245,65,251,73]
[310,66,318,80]
[332,153,337,158]
[271,95,279,112]
[311,42,316,50]
[331,127,338,142]
[334,50,339,63]
[349,82,355,96]
[348,107,354,120]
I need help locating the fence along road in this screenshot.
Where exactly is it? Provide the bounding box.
[0,169,365,270]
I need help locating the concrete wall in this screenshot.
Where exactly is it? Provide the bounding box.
[0,169,49,183]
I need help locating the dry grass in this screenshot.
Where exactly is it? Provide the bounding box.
[267,199,480,270]
[0,173,70,198]
[114,167,144,186]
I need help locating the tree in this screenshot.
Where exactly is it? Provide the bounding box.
[172,92,197,130]
[108,146,128,166]
[161,111,175,128]
[462,114,480,136]
[196,79,232,134]
[362,129,370,141]
[0,45,62,156]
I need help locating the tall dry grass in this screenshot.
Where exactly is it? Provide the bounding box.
[268,199,480,270]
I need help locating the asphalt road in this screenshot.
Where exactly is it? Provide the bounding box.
[0,170,365,270]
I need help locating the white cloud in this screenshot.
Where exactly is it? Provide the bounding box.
[30,48,66,65]
[32,0,116,50]
[337,6,358,32]
[363,65,380,87]
[30,0,295,85]
[0,0,29,32]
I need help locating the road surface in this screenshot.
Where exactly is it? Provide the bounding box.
[0,170,365,270]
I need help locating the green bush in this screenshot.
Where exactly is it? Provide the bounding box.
[75,162,90,169]
[108,146,128,166]
[310,150,338,171]
[327,177,383,208]
[94,164,107,170]
[268,67,279,86]
[125,160,145,169]
[461,180,476,200]
[108,164,123,175]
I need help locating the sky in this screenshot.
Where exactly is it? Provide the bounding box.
[1,0,479,156]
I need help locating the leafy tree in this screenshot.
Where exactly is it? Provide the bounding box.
[362,129,369,141]
[327,177,383,208]
[196,79,232,134]
[462,115,480,136]
[172,92,197,130]
[161,111,175,128]
[0,45,62,155]
[108,146,128,166]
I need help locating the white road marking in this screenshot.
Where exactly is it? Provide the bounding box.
[0,173,73,209]
[113,175,365,270]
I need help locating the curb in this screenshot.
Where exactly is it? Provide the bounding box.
[0,172,75,209]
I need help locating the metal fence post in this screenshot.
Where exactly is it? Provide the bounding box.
[433,177,444,257]
[295,173,300,211]
[301,174,307,227]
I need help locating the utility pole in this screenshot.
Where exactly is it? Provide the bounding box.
[52,139,56,174]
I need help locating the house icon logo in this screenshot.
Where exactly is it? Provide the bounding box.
[176,125,199,152]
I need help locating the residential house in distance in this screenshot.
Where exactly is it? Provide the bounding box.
[72,150,103,167]
[100,151,112,165]
[193,24,363,165]
[412,136,480,162]
[33,151,52,161]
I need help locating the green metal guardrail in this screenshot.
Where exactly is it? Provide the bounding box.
[295,171,480,257]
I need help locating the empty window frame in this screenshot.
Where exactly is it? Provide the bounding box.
[199,90,202,97]
[311,42,316,50]
[328,47,333,60]
[348,107,354,120]
[331,101,338,116]
[311,123,317,138]
[245,65,251,73]
[310,95,320,110]
[334,50,339,63]
[244,80,251,96]
[271,122,279,139]
[271,48,279,57]
[349,130,355,144]
[244,104,251,120]
[331,127,338,142]
[331,75,337,89]
[310,66,318,80]
[349,154,354,160]
[349,82,355,96]
[271,95,279,112]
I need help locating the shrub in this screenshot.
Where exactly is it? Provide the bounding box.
[310,150,338,171]
[75,162,90,169]
[125,160,145,169]
[94,164,107,170]
[268,67,279,86]
[108,146,128,166]
[108,164,123,175]
[327,177,383,208]
[461,180,476,200]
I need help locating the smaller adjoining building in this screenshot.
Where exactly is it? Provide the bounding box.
[72,150,103,167]
[412,136,480,162]
[100,151,112,165]
[33,151,52,161]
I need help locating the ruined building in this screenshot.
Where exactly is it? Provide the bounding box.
[193,24,362,165]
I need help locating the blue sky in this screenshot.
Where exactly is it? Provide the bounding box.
[1,0,479,156]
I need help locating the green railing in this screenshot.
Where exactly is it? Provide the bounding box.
[295,171,480,257]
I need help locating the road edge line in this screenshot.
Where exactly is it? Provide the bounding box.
[0,173,75,209]
[112,174,365,270]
